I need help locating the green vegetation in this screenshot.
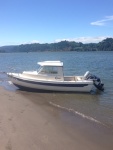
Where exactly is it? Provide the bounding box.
[0,38,113,53]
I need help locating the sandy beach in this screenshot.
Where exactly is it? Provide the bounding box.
[0,86,113,150]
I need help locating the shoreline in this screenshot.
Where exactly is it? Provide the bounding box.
[0,86,113,150]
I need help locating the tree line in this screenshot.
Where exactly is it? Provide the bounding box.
[0,38,113,53]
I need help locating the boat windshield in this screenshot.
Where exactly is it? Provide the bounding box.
[37,66,42,72]
[38,66,58,75]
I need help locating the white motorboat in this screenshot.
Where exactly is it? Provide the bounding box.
[7,61,104,92]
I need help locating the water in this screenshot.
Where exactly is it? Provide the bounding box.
[0,51,113,129]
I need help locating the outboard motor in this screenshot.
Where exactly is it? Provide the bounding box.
[85,72,104,91]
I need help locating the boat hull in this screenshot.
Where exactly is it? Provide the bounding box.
[8,74,94,92]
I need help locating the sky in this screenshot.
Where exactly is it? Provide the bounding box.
[0,0,113,46]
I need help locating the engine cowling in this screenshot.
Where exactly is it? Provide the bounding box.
[85,72,104,91]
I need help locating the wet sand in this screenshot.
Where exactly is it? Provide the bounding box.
[0,87,113,150]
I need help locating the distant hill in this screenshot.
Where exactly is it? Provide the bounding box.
[0,38,113,53]
[0,45,17,53]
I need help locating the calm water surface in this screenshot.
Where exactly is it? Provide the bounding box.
[0,51,113,129]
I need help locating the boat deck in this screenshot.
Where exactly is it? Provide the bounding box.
[64,76,83,81]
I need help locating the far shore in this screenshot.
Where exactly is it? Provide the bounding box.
[0,86,113,150]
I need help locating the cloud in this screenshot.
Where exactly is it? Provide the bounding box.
[91,15,113,26]
[54,36,112,44]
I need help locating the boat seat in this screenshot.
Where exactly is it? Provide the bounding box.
[76,77,82,81]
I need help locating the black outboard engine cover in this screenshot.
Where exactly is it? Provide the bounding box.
[93,82,104,91]
[86,73,104,91]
